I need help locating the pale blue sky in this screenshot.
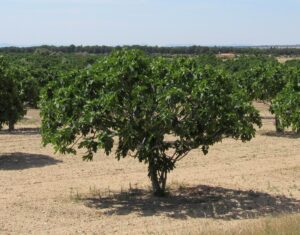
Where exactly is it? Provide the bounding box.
[0,0,299,46]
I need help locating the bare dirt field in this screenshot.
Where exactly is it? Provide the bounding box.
[0,103,299,235]
[277,56,300,63]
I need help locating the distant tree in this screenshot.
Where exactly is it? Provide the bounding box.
[271,67,300,132]
[14,67,39,108]
[40,49,261,196]
[2,44,300,56]
[0,56,26,131]
[228,57,287,132]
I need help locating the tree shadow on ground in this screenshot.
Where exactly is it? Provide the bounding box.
[0,128,40,136]
[0,152,62,170]
[84,185,300,220]
[260,130,300,139]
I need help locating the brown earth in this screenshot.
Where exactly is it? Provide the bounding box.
[277,56,300,63]
[216,53,236,59]
[0,103,299,235]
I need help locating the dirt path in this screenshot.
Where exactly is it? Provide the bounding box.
[0,104,299,234]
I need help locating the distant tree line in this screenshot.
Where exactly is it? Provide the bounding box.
[1,45,300,56]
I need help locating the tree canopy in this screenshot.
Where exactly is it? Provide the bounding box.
[271,67,300,132]
[0,56,26,130]
[40,49,261,196]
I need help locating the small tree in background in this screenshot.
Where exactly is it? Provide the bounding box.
[40,49,261,196]
[271,67,300,132]
[13,66,40,108]
[0,56,26,131]
[231,58,287,132]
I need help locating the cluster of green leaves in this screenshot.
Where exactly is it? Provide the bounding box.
[220,56,292,132]
[271,66,300,132]
[223,56,300,133]
[222,56,284,101]
[0,56,26,130]
[40,49,261,195]
[285,59,300,68]
[3,51,98,107]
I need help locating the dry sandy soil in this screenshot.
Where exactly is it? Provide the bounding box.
[0,103,299,235]
[277,56,300,63]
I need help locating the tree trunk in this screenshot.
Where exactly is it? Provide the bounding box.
[8,120,14,132]
[148,160,168,197]
[275,115,283,133]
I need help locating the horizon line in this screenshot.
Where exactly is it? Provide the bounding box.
[1,43,300,49]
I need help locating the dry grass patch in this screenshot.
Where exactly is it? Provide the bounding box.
[165,214,300,235]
